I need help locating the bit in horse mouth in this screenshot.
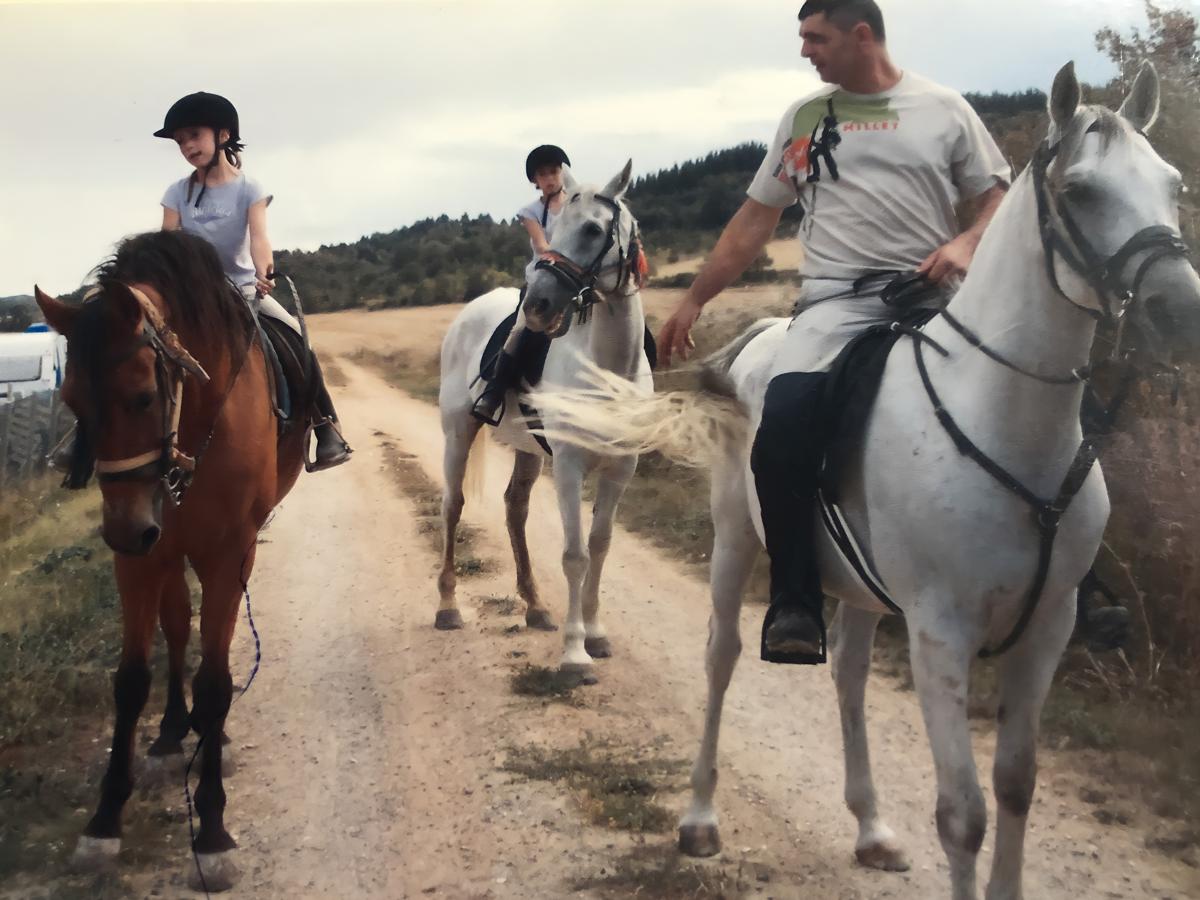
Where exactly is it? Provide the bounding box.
[546,311,567,337]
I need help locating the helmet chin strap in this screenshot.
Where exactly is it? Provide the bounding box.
[192,129,229,207]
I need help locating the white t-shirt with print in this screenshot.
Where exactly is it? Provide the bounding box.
[748,71,1011,281]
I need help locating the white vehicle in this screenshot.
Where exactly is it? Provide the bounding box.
[0,324,67,404]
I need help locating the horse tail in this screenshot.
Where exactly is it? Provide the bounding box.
[526,320,782,468]
[463,425,488,503]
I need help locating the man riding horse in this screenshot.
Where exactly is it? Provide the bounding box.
[656,0,1011,663]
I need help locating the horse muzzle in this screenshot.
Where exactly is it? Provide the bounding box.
[1130,259,1200,365]
[100,483,165,556]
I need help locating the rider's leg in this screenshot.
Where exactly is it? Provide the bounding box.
[251,291,350,471]
[754,289,895,664]
[472,304,530,426]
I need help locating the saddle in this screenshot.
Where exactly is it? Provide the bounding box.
[256,315,315,428]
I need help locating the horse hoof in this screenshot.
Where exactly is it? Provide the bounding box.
[435,609,464,630]
[147,736,185,758]
[678,823,721,857]
[525,608,557,631]
[189,851,241,892]
[221,748,236,778]
[855,840,910,872]
[584,636,612,658]
[71,836,120,872]
[559,661,598,685]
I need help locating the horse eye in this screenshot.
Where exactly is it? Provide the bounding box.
[584,221,604,237]
[133,391,155,412]
[1062,180,1097,205]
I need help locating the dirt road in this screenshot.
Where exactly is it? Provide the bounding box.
[12,300,1199,898]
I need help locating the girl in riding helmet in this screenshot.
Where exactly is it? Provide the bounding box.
[155,91,350,470]
[472,144,570,424]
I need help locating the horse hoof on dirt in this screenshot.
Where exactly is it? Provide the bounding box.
[559,661,598,685]
[221,747,237,778]
[525,608,557,631]
[855,840,910,872]
[678,823,721,857]
[147,735,185,758]
[584,636,612,658]
[435,609,464,630]
[71,836,120,872]
[189,851,241,892]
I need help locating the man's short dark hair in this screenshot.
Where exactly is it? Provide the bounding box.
[798,0,886,42]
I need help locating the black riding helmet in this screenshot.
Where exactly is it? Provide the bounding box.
[154,92,243,147]
[525,145,570,182]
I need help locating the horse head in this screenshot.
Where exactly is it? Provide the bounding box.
[1041,61,1200,365]
[36,281,205,555]
[522,160,644,337]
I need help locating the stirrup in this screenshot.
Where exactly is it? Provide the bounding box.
[305,417,352,473]
[761,603,827,665]
[470,388,506,427]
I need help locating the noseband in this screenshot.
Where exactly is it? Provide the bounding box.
[531,193,645,338]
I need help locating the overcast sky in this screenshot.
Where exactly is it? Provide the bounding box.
[0,0,1172,296]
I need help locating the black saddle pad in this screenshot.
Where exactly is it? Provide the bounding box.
[820,307,937,500]
[479,311,659,387]
[259,316,313,423]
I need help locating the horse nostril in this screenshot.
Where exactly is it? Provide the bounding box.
[140,525,161,552]
[527,297,550,317]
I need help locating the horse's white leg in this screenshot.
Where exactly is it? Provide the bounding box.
[830,605,909,871]
[436,416,480,630]
[505,450,555,631]
[679,457,759,857]
[985,592,1075,900]
[579,455,637,658]
[553,448,593,672]
[909,608,985,900]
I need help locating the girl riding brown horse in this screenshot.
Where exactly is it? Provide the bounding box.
[36,230,312,890]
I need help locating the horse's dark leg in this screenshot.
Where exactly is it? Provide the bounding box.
[186,542,254,891]
[149,562,191,756]
[72,557,168,870]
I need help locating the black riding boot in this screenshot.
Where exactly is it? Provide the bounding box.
[472,347,521,426]
[308,354,351,472]
[751,372,831,664]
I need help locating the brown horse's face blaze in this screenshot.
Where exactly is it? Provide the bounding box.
[38,286,171,555]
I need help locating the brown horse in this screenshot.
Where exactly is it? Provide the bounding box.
[35,230,307,891]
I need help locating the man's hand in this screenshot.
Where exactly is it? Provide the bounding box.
[917,232,978,284]
[657,296,703,367]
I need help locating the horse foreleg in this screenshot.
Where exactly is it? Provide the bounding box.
[679,461,759,857]
[553,449,592,673]
[579,456,636,659]
[909,609,985,900]
[829,605,908,871]
[149,561,191,757]
[186,542,254,892]
[505,450,553,630]
[72,556,168,870]
[985,592,1075,900]
[436,417,480,631]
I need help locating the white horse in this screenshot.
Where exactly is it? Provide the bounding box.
[529,64,1200,898]
[436,161,651,676]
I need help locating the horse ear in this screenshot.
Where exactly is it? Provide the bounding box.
[601,159,633,200]
[1118,61,1160,132]
[562,164,579,192]
[103,282,149,336]
[1049,61,1081,132]
[34,286,80,338]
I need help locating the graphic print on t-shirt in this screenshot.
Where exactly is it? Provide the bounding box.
[773,94,899,191]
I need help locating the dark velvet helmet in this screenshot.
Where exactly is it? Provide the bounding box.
[525,145,570,182]
[154,92,240,144]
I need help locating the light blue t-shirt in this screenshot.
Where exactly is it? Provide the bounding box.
[162,174,270,288]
